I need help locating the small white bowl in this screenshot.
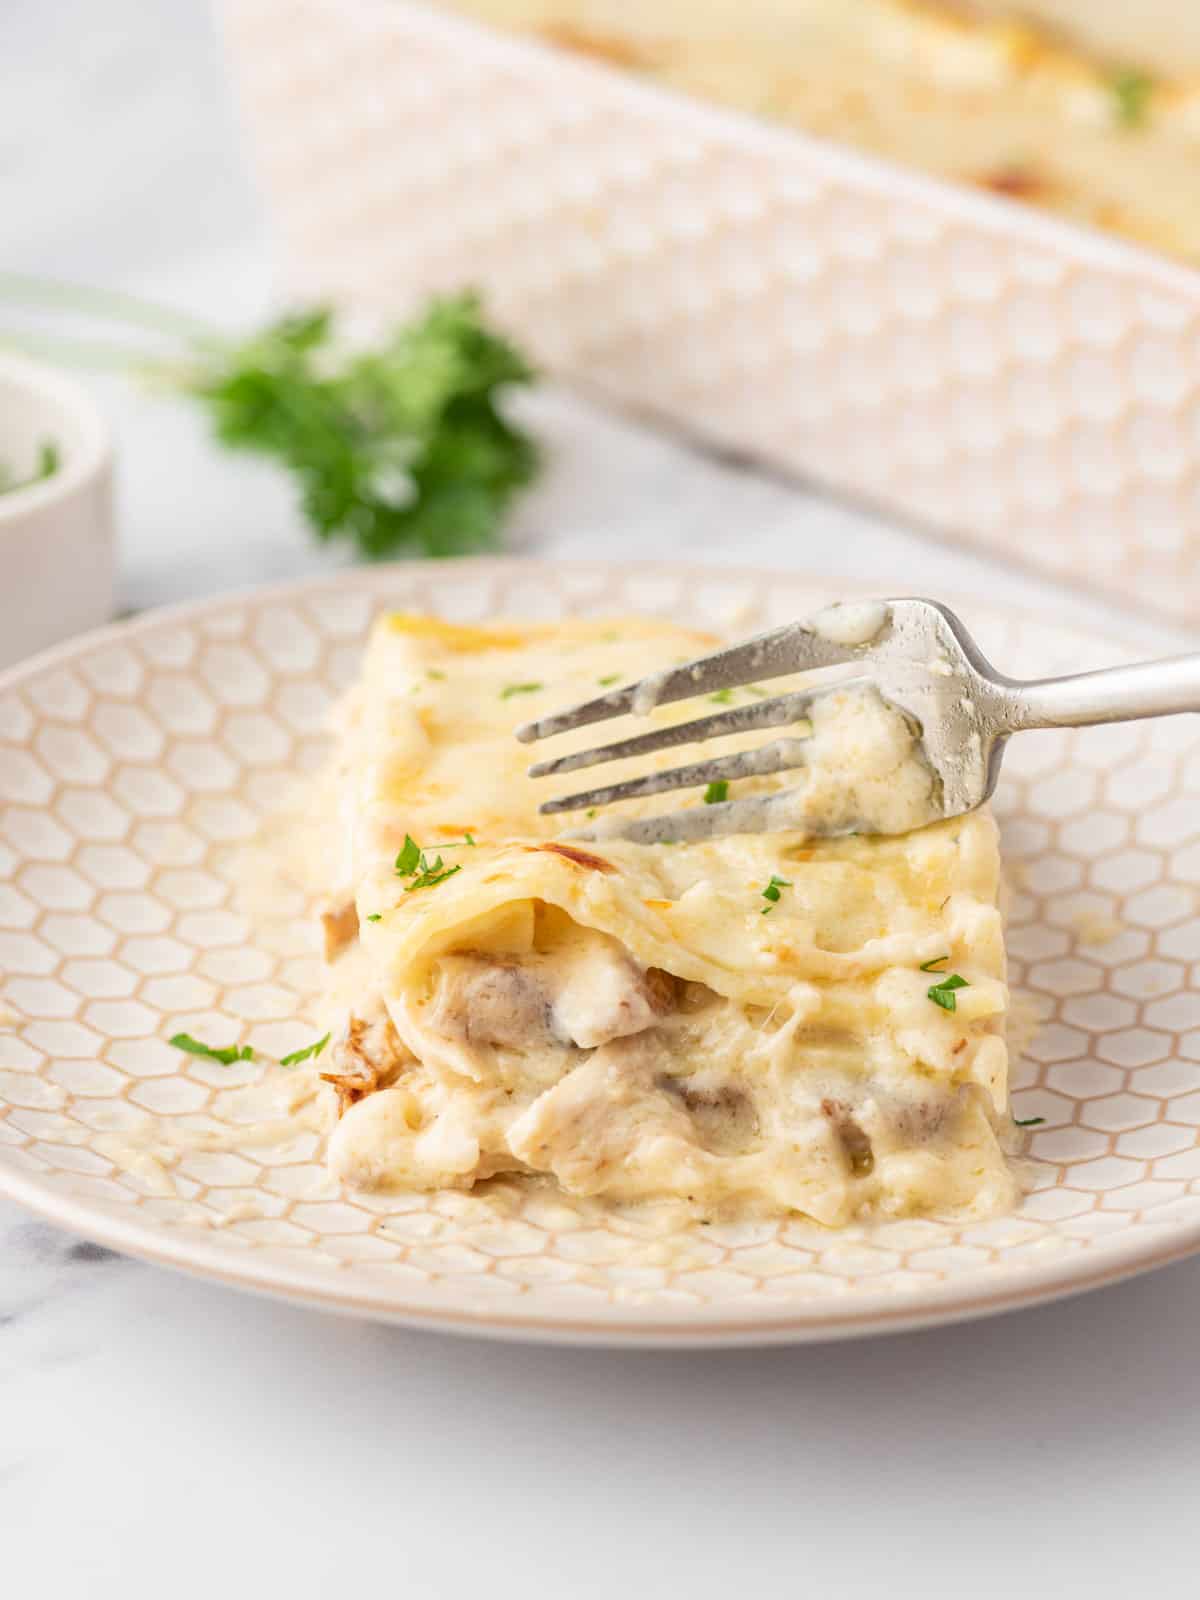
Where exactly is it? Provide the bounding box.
[0,353,114,670]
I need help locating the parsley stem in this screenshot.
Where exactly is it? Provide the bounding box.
[0,272,220,341]
[0,328,168,372]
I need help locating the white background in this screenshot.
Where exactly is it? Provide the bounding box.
[2,3,1197,1594]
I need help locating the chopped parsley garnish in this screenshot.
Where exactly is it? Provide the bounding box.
[279,1032,331,1068]
[426,668,446,680]
[394,835,422,876]
[440,832,476,848]
[501,682,543,699]
[597,674,620,687]
[1014,1115,1045,1128]
[709,688,735,705]
[586,808,597,819]
[927,973,969,1012]
[395,833,462,891]
[919,955,949,972]
[169,1032,254,1065]
[704,780,729,804]
[760,874,792,914]
[0,440,59,497]
[366,913,382,922]
[1110,68,1153,128]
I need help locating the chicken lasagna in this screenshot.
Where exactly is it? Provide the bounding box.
[297,613,1017,1225]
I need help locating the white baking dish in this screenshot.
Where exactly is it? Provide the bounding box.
[220,0,1200,622]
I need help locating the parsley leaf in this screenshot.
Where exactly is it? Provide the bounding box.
[704,780,729,804]
[709,688,735,705]
[407,857,461,892]
[395,834,464,892]
[1110,68,1154,128]
[597,674,620,687]
[927,973,969,1011]
[0,439,59,497]
[187,293,539,560]
[279,1032,331,1068]
[366,913,382,922]
[170,1032,254,1065]
[501,682,543,699]
[760,874,792,914]
[919,955,949,972]
[394,835,422,876]
[1014,1115,1045,1127]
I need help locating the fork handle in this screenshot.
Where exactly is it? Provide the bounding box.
[1007,653,1200,731]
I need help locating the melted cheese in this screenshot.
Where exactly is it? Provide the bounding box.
[294,614,1016,1225]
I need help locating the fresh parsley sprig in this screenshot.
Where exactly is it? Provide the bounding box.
[704,780,729,805]
[0,278,539,560]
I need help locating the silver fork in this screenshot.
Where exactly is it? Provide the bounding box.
[515,598,1200,844]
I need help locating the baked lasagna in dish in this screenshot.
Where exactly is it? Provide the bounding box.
[437,0,1200,264]
[297,613,1016,1224]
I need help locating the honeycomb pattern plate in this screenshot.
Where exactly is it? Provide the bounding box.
[3,561,1200,1346]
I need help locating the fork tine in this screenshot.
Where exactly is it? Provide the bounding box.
[514,620,870,745]
[540,736,813,814]
[526,684,867,780]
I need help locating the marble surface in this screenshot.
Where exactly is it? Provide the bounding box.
[3,3,1199,1596]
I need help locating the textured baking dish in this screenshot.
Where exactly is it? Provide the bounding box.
[220,0,1200,622]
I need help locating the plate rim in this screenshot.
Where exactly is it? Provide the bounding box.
[2,556,1199,1346]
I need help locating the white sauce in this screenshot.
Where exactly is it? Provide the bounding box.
[809,600,889,649]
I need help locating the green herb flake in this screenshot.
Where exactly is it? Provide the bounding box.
[1014,1115,1045,1128]
[597,674,621,687]
[1110,68,1154,128]
[927,973,969,1012]
[279,1032,331,1068]
[703,780,729,805]
[586,808,597,819]
[366,913,382,922]
[709,688,735,705]
[0,439,60,498]
[501,682,543,700]
[394,834,422,876]
[169,1032,254,1066]
[760,874,792,915]
[426,668,446,681]
[919,955,949,972]
[393,833,464,892]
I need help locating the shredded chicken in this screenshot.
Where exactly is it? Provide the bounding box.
[320,1011,409,1117]
[821,1097,875,1177]
[423,941,679,1055]
[319,900,359,962]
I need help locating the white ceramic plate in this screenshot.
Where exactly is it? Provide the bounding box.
[3,561,1200,1346]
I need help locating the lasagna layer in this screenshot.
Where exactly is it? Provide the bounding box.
[298,613,1016,1224]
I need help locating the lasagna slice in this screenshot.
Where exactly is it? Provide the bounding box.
[298,613,1016,1225]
